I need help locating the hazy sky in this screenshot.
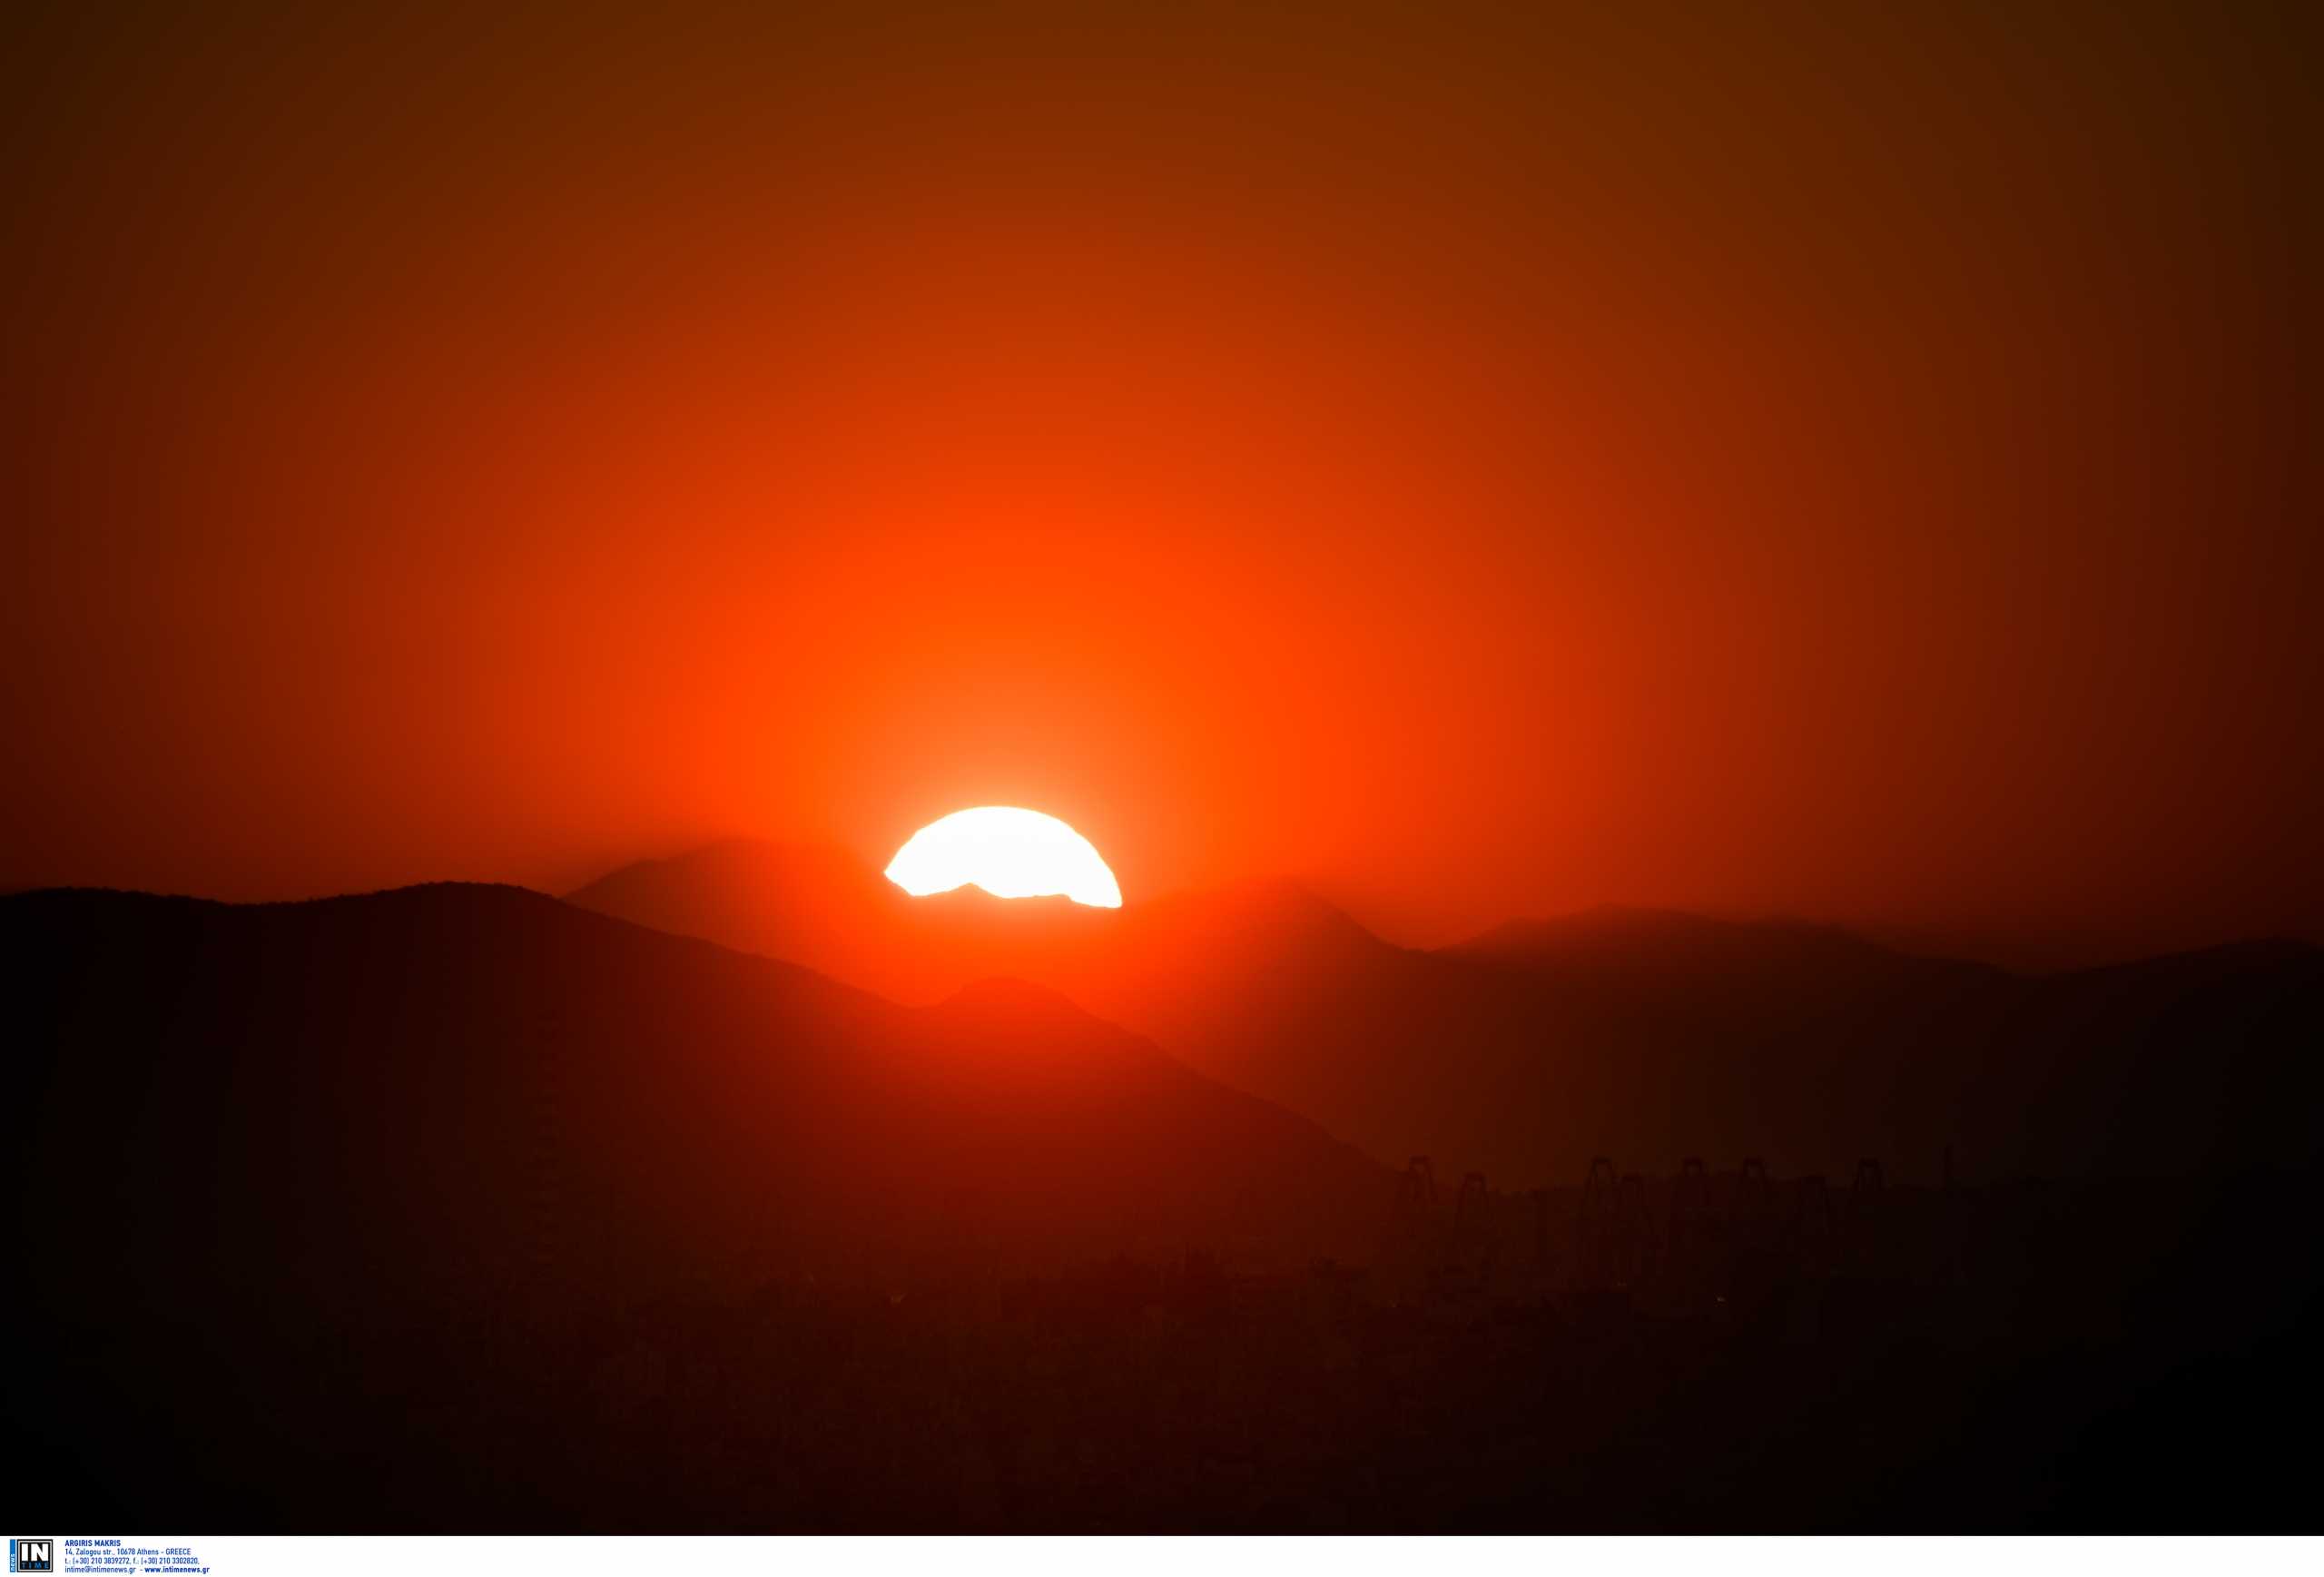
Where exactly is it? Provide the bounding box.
[4,2,2317,964]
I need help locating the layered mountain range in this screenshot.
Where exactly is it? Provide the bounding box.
[573,841,2324,1186]
[5,883,1390,1336]
[11,839,2315,1348]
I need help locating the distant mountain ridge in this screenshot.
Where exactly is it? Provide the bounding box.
[1451,902,1950,972]
[570,842,2324,1188]
[4,882,1394,1348]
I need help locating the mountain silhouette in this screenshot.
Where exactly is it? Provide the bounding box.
[4,883,1393,1349]
[566,840,1116,1003]
[11,875,2321,1533]
[570,843,2324,1186]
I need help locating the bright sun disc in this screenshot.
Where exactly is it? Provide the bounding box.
[884,806,1123,908]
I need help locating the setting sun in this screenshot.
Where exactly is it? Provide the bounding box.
[884,806,1123,908]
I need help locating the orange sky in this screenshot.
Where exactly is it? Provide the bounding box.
[3,2,2318,965]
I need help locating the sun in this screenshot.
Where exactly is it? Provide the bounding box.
[884,806,1123,908]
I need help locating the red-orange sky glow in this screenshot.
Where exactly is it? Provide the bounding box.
[4,3,2318,966]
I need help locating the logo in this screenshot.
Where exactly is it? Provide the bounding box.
[10,1542,52,1573]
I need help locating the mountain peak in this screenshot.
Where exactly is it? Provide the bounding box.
[938,972,1088,1015]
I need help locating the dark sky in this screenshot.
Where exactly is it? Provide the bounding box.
[3,2,2317,965]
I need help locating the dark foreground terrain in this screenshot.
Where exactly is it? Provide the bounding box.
[16,1167,2319,1530]
[8,885,2319,1528]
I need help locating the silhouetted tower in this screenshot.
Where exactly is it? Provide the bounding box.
[1721,1157,1782,1309]
[1849,1158,1885,1224]
[1668,1157,1712,1284]
[1400,1156,1438,1210]
[1792,1174,1837,1273]
[1571,1151,1627,1291]
[1580,1158,1620,1287]
[1455,1171,1490,1232]
[1673,1158,1709,1222]
[1620,1172,1654,1284]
